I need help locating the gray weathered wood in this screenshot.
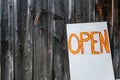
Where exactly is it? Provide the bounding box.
[22,0,33,80]
[111,0,120,78]
[47,0,55,79]
[1,0,14,79]
[1,0,8,80]
[0,0,1,79]
[52,0,70,80]
[33,0,50,79]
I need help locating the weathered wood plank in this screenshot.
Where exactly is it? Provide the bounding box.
[111,0,119,78]
[88,0,96,22]
[53,0,65,79]
[52,0,70,80]
[74,0,96,23]
[74,0,81,23]
[22,0,33,80]
[13,0,21,80]
[118,0,120,78]
[1,0,8,79]
[1,0,14,79]
[14,0,28,80]
[33,0,51,79]
[0,0,1,79]
[68,0,75,23]
[62,0,70,79]
[47,0,55,79]
[7,0,15,79]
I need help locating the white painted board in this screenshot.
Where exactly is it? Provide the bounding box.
[67,22,115,80]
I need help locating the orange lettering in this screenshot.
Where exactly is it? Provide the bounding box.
[68,29,110,55]
[80,32,91,54]
[99,30,110,53]
[68,34,81,54]
[91,32,100,54]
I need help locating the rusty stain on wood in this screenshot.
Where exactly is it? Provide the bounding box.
[95,3,103,21]
[34,16,39,25]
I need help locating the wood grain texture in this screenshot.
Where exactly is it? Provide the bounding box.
[111,0,119,78]
[0,0,120,80]
[0,0,1,79]
[33,0,49,79]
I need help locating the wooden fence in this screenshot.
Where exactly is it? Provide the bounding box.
[0,0,120,80]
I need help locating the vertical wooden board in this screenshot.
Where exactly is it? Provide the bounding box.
[74,0,81,23]
[83,0,89,22]
[95,0,103,21]
[96,0,112,22]
[53,0,63,79]
[33,0,49,79]
[75,0,87,22]
[1,0,14,79]
[75,0,89,22]
[1,0,16,79]
[52,0,64,80]
[14,0,28,80]
[7,0,14,79]
[0,0,1,79]
[40,0,49,79]
[102,0,112,34]
[62,0,70,79]
[33,0,42,79]
[52,0,70,80]
[95,0,112,22]
[68,0,75,23]
[14,0,21,80]
[47,0,55,79]
[88,0,96,22]
[111,0,119,78]
[33,27,48,80]
[22,0,33,80]
[74,0,96,23]
[42,0,48,10]
[118,0,120,29]
[118,0,120,78]
[34,0,41,17]
[1,0,8,79]
[63,0,69,21]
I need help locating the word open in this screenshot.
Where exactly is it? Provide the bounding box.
[68,29,110,55]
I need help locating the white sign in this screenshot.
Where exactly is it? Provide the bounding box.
[67,22,115,80]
